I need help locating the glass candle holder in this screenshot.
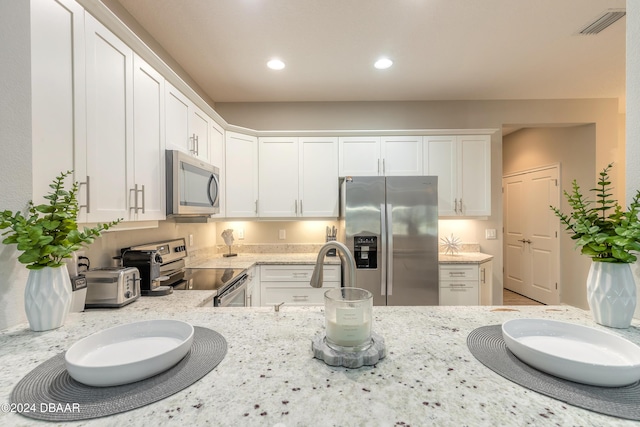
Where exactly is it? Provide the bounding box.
[324,287,373,352]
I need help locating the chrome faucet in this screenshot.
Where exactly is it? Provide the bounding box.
[310,241,356,288]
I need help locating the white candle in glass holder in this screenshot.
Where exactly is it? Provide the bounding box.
[324,288,373,351]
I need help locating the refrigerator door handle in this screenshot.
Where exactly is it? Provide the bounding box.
[380,203,387,296]
[386,203,393,295]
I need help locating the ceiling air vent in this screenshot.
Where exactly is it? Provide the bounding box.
[578,9,625,35]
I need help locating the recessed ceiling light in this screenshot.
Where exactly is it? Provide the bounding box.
[267,59,285,70]
[374,58,393,70]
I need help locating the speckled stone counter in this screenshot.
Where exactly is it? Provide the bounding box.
[2,300,639,426]
[438,252,493,264]
[188,252,341,269]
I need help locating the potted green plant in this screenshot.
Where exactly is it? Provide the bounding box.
[1,171,120,331]
[551,163,640,328]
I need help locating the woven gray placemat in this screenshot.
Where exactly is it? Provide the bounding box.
[10,326,227,422]
[467,325,640,421]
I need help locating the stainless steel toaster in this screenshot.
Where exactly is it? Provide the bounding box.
[84,267,140,308]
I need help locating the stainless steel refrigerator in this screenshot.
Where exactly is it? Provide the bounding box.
[340,176,439,306]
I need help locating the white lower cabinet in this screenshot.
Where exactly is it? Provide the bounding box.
[246,267,260,307]
[260,265,340,306]
[439,261,493,306]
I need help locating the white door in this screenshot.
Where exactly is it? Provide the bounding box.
[85,15,133,223]
[132,54,165,221]
[225,131,258,217]
[258,137,299,217]
[339,136,381,176]
[503,166,560,305]
[381,136,423,176]
[299,136,339,217]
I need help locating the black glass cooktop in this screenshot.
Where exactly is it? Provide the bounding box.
[177,268,246,292]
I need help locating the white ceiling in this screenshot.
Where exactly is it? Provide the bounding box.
[113,0,626,104]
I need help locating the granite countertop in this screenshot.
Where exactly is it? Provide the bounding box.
[2,296,639,426]
[189,252,492,269]
[439,252,494,264]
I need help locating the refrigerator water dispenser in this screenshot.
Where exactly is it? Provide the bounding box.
[354,236,377,269]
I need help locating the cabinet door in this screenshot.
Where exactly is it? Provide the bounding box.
[424,136,457,216]
[132,54,165,221]
[299,137,339,217]
[339,136,381,176]
[381,136,423,176]
[225,131,258,217]
[190,105,210,161]
[258,137,299,217]
[85,14,133,223]
[31,0,85,206]
[458,135,491,216]
[165,82,190,155]
[210,120,225,217]
[480,260,493,305]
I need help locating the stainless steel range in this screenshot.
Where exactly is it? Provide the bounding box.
[179,268,249,307]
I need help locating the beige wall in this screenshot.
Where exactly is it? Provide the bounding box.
[503,125,596,309]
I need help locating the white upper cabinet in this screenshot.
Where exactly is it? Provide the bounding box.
[258,137,299,217]
[299,136,339,217]
[164,82,210,162]
[209,120,225,217]
[380,136,423,176]
[83,14,133,224]
[339,136,422,176]
[339,136,380,176]
[131,54,165,221]
[258,136,339,218]
[424,135,491,216]
[225,131,258,217]
[30,0,85,204]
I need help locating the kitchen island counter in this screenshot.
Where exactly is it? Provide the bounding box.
[1,302,638,426]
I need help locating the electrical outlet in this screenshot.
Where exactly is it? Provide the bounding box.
[279,229,286,240]
[238,228,244,240]
[485,229,497,240]
[189,234,194,246]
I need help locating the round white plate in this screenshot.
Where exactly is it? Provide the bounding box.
[65,320,194,387]
[502,318,640,387]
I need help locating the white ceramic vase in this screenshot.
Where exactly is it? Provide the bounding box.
[586,261,637,329]
[24,265,73,331]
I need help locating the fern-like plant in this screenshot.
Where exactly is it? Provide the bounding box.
[0,171,120,270]
[550,163,640,263]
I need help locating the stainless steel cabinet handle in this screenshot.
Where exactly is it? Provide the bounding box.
[255,200,258,214]
[458,199,463,215]
[481,267,486,284]
[380,203,387,296]
[300,199,303,215]
[295,199,298,214]
[195,135,199,156]
[454,198,458,214]
[377,158,381,175]
[79,176,90,213]
[129,184,139,213]
[190,134,196,155]
[140,184,145,214]
[382,159,386,175]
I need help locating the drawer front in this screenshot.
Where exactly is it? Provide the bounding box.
[439,284,478,305]
[260,265,340,282]
[439,264,478,281]
[262,282,340,306]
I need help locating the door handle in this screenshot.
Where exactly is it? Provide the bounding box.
[380,203,387,296]
[517,239,532,244]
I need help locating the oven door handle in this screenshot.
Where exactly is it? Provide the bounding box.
[217,274,248,307]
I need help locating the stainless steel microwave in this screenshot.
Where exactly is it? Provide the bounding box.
[166,150,220,216]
